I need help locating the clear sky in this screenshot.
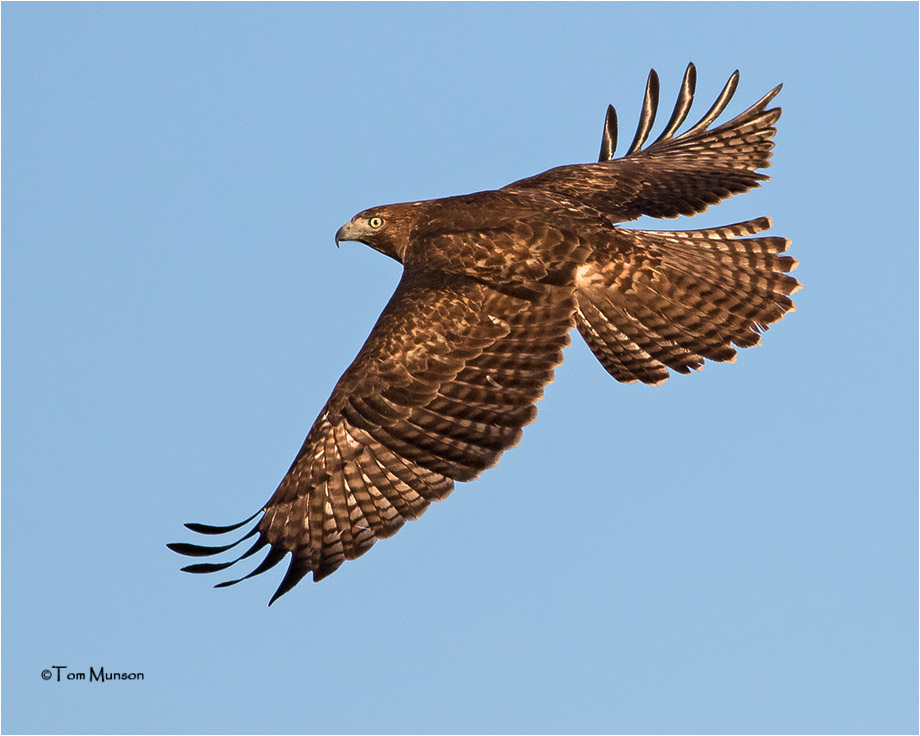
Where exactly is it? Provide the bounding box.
[2,2,917,734]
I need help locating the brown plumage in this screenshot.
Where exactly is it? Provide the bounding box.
[169,63,799,604]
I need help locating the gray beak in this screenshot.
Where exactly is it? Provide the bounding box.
[334,222,359,248]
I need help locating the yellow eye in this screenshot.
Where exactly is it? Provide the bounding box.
[368,216,384,229]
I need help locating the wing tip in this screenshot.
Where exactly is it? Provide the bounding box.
[183,511,261,535]
[598,103,618,162]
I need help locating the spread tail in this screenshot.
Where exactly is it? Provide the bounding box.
[575,217,800,385]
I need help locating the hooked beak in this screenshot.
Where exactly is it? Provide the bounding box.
[334,221,359,248]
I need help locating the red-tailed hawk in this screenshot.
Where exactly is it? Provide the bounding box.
[169,64,799,604]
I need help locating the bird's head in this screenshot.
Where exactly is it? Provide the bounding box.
[335,205,414,262]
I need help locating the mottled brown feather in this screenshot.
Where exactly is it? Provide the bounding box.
[575,219,799,384]
[170,66,798,604]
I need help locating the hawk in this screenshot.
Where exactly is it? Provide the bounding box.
[170,64,799,604]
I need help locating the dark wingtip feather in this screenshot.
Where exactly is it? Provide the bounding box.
[180,560,240,574]
[167,540,242,557]
[683,69,740,137]
[685,61,698,91]
[268,554,313,606]
[598,104,617,162]
[183,511,260,535]
[651,62,698,145]
[215,545,289,592]
[625,69,660,155]
[754,83,783,111]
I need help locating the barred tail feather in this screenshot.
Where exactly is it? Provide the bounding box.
[575,219,799,385]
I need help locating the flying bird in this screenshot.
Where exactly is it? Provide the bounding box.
[169,63,800,604]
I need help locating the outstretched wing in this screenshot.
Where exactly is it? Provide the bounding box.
[170,266,576,603]
[503,63,781,222]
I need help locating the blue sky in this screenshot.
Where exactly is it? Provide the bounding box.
[2,2,917,734]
